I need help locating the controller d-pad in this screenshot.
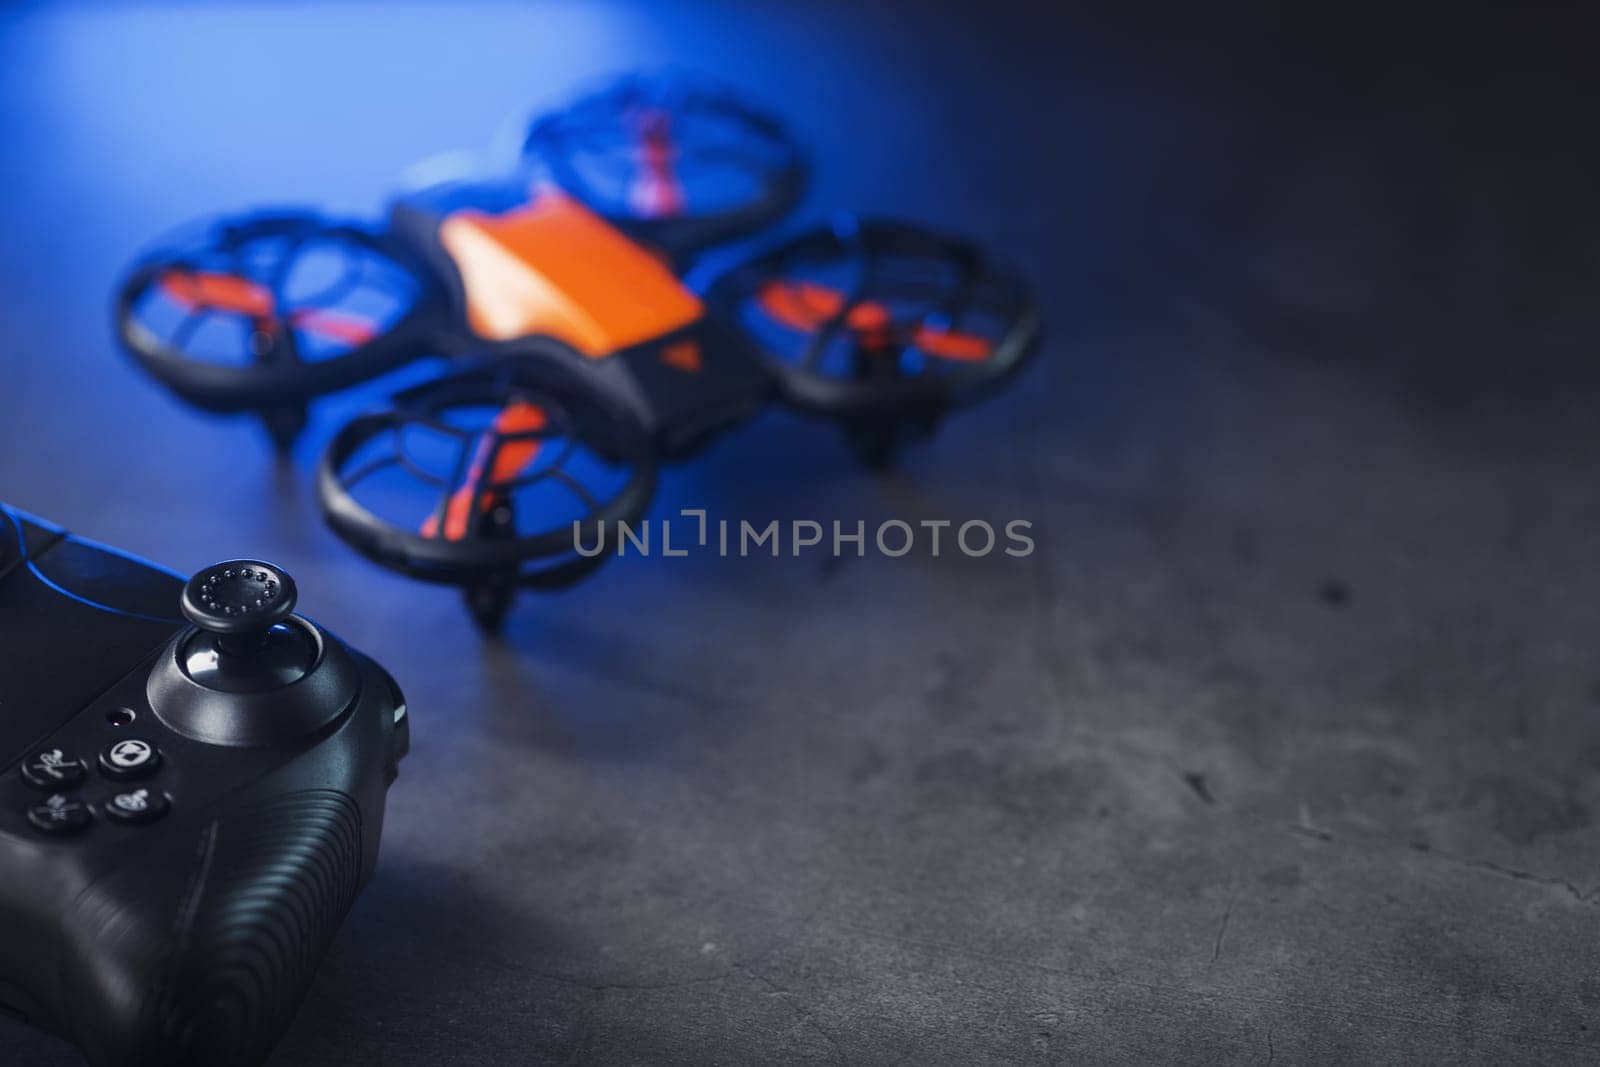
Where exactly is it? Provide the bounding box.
[104,788,170,826]
[100,738,161,780]
[27,794,92,836]
[20,749,88,790]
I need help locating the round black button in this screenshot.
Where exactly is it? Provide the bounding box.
[99,738,162,780]
[181,560,297,635]
[103,788,170,826]
[20,748,88,790]
[27,794,92,836]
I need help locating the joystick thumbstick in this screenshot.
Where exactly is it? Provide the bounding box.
[182,560,297,641]
[151,558,362,745]
[175,560,316,693]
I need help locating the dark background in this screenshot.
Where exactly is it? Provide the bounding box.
[3,2,1599,1063]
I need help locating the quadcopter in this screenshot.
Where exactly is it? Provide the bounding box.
[115,73,1041,629]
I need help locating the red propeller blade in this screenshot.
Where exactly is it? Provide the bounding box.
[288,308,378,346]
[160,269,377,347]
[756,280,846,331]
[159,270,274,318]
[758,280,993,361]
[755,281,896,332]
[422,401,549,541]
[911,325,993,362]
[627,107,687,219]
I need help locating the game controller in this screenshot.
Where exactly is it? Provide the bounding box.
[0,504,407,1067]
[113,72,1041,629]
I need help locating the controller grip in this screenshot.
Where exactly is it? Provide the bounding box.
[59,790,366,1067]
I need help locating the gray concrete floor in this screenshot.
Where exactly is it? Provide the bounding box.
[1,3,1597,1063]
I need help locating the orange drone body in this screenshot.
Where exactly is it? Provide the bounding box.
[437,190,704,359]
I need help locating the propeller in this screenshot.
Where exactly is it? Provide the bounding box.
[755,280,996,363]
[117,212,430,426]
[421,400,548,541]
[157,268,379,348]
[316,355,660,629]
[627,107,687,219]
[700,218,1040,468]
[158,270,273,318]
[524,73,807,257]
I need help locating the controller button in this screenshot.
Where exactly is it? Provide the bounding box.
[27,794,92,836]
[20,749,88,791]
[99,738,162,780]
[103,788,170,826]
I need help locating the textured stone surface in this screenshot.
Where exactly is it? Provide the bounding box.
[0,3,1596,1064]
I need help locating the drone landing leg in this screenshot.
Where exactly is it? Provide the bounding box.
[462,497,519,633]
[845,339,909,469]
[463,579,516,633]
[846,422,899,470]
[261,402,308,455]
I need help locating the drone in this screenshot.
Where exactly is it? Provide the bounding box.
[115,73,1041,630]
